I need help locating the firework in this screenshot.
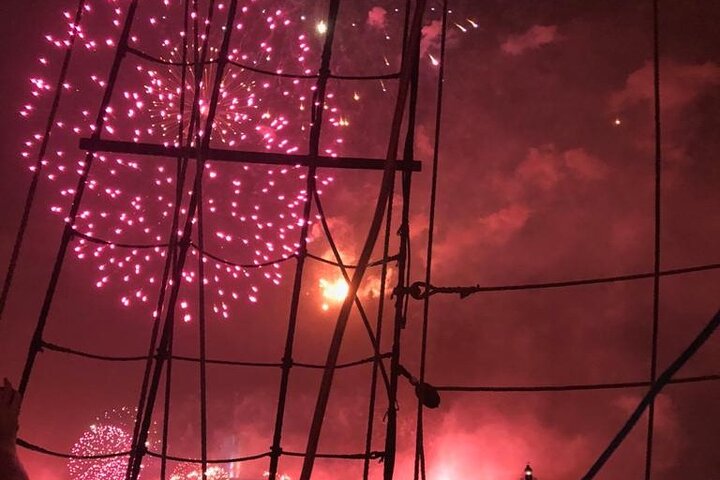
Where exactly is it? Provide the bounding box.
[263,472,291,480]
[318,276,349,311]
[171,463,230,480]
[21,0,356,319]
[20,1,448,318]
[69,424,132,480]
[68,407,156,480]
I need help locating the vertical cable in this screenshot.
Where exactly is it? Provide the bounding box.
[0,0,87,323]
[127,0,206,473]
[362,4,412,474]
[583,309,720,479]
[414,1,448,477]
[197,171,209,479]
[125,2,238,478]
[193,0,210,476]
[265,1,342,477]
[19,0,141,396]
[312,189,392,392]
[385,1,423,477]
[645,0,663,478]
[297,0,426,478]
[362,193,395,479]
[160,1,193,477]
[381,3,411,476]
[159,324,175,480]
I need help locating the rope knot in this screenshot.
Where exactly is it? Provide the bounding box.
[408,281,428,299]
[281,356,294,369]
[369,450,385,460]
[32,338,46,354]
[133,442,148,456]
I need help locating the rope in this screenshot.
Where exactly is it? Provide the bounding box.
[360,3,409,463]
[16,439,130,460]
[433,374,720,392]
[414,2,449,478]
[41,342,149,361]
[193,246,294,268]
[39,341,391,369]
[159,2,191,476]
[196,144,210,479]
[17,439,383,463]
[293,353,392,370]
[146,449,269,464]
[230,58,401,80]
[382,1,422,476]
[0,0,87,323]
[160,324,175,480]
[130,1,197,476]
[266,1,342,477]
[148,447,384,462]
[645,0,663,478]
[72,230,397,269]
[40,340,719,392]
[126,2,237,478]
[399,4,424,476]
[582,308,720,479]
[17,439,384,465]
[73,227,719,282]
[300,1,426,477]
[404,262,720,299]
[126,45,400,80]
[362,193,395,479]
[284,450,385,460]
[306,252,399,269]
[300,0,424,468]
[72,231,167,249]
[312,190,391,394]
[18,0,142,399]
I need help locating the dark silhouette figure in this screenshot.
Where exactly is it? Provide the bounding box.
[0,379,28,480]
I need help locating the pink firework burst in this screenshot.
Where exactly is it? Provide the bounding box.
[68,407,157,480]
[69,424,133,480]
[21,0,355,320]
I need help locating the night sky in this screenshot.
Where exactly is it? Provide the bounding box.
[0,1,719,479]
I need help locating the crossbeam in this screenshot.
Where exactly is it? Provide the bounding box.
[79,138,422,172]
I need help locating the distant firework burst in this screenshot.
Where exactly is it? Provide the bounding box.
[69,424,131,480]
[21,0,353,320]
[68,407,156,480]
[170,463,230,480]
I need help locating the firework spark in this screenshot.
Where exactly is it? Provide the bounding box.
[68,407,156,480]
[170,463,230,480]
[318,276,349,311]
[21,0,356,319]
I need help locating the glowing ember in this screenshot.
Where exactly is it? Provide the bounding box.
[263,472,291,480]
[319,276,349,310]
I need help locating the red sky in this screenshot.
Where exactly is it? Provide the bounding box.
[0,1,718,479]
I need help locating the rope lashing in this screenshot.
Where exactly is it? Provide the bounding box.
[403,262,720,300]
[398,365,441,409]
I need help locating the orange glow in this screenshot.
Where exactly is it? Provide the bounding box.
[319,276,349,310]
